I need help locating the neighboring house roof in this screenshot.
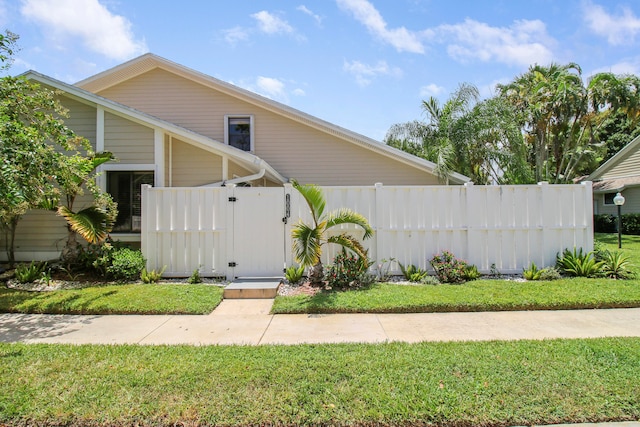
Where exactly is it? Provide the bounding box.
[76,53,471,185]
[587,134,640,193]
[23,70,288,185]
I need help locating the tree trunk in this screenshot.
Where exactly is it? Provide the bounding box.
[309,261,324,287]
[60,226,81,265]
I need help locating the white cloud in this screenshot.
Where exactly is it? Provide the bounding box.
[251,10,294,35]
[297,5,323,26]
[583,1,640,45]
[20,0,147,60]
[419,83,445,98]
[222,26,250,46]
[292,88,306,96]
[590,59,640,76]
[343,59,402,86]
[256,76,287,98]
[336,0,425,53]
[437,18,555,67]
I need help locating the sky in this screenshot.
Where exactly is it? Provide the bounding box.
[3,0,640,141]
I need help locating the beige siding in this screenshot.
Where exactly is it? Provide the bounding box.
[58,95,97,149]
[594,187,640,215]
[601,148,640,179]
[169,138,223,187]
[104,112,154,164]
[97,68,439,185]
[0,210,67,256]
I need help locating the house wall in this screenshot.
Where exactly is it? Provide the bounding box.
[600,148,640,179]
[59,95,97,149]
[104,112,154,163]
[96,68,439,185]
[166,138,224,187]
[594,187,640,215]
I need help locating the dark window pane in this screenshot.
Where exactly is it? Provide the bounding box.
[228,117,251,151]
[604,193,616,205]
[107,171,154,233]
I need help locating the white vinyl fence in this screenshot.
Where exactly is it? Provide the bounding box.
[141,182,593,279]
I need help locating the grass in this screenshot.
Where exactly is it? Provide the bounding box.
[1,338,638,426]
[0,284,223,315]
[274,233,640,314]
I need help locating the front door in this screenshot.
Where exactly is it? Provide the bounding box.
[230,187,286,278]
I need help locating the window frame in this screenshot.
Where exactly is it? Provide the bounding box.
[224,114,254,152]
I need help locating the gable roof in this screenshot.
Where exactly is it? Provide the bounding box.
[24,70,288,185]
[587,134,640,192]
[76,53,471,185]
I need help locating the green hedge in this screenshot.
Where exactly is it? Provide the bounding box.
[594,213,640,235]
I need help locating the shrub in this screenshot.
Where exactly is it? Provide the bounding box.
[141,266,166,284]
[599,250,635,279]
[429,251,472,284]
[398,262,428,282]
[419,275,440,285]
[593,214,617,233]
[372,258,395,282]
[621,213,640,235]
[15,261,47,283]
[556,248,603,278]
[106,248,146,281]
[539,267,562,281]
[462,264,480,281]
[285,265,305,285]
[188,268,202,284]
[523,262,542,280]
[325,249,373,290]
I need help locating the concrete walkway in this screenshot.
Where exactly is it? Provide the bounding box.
[1,301,640,345]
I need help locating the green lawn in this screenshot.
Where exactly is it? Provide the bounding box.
[0,284,223,315]
[1,338,638,426]
[596,232,640,266]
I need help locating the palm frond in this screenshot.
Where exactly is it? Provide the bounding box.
[327,233,368,259]
[57,205,114,244]
[291,222,322,267]
[291,179,325,225]
[325,208,373,239]
[90,151,115,169]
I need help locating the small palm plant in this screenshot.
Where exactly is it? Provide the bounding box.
[291,180,373,286]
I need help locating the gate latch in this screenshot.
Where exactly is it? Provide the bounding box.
[228,197,237,202]
[228,262,237,267]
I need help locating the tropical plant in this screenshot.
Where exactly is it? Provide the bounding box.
[291,180,373,286]
[372,257,395,282]
[556,248,604,278]
[14,261,47,283]
[285,264,305,285]
[599,250,635,279]
[141,266,166,284]
[325,249,374,290]
[539,267,562,281]
[523,262,542,280]
[398,262,428,282]
[462,264,481,281]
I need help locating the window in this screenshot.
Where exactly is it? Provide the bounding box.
[604,193,617,205]
[225,115,253,151]
[107,171,154,232]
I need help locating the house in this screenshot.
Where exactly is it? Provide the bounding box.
[2,53,468,263]
[587,134,640,215]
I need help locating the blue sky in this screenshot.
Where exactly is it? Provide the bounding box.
[4,0,640,141]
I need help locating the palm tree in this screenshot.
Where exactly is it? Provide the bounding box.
[54,148,117,262]
[291,180,373,286]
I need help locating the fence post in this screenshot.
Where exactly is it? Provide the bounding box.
[374,183,383,266]
[537,182,550,266]
[464,182,479,270]
[283,183,293,271]
[141,184,152,271]
[225,184,236,281]
[582,181,594,251]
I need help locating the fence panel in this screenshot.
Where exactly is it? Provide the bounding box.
[142,182,594,277]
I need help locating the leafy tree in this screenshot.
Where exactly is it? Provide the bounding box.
[498,63,640,182]
[386,84,532,184]
[0,31,76,265]
[291,180,373,286]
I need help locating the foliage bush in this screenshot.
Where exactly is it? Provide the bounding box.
[429,251,477,284]
[15,261,47,283]
[539,267,562,281]
[325,250,373,290]
[419,275,440,285]
[372,258,395,282]
[556,248,603,278]
[398,262,428,282]
[141,266,166,284]
[106,248,146,281]
[523,262,542,280]
[594,214,640,235]
[188,269,202,284]
[285,265,305,285]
